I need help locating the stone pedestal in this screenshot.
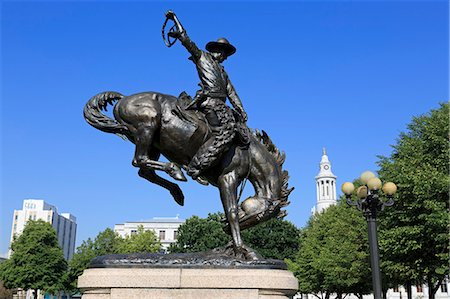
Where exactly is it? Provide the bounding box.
[78,267,298,299]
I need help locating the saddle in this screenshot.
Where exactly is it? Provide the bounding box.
[175,91,250,147]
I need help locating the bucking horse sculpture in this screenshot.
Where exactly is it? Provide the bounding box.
[83,13,293,260]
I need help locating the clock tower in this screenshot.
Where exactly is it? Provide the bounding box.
[314,148,337,213]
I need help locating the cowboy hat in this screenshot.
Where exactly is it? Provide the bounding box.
[205,38,236,56]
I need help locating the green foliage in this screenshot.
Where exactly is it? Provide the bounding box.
[377,103,449,297]
[116,225,161,253]
[66,228,121,291]
[241,218,301,260]
[92,228,124,256]
[291,202,372,296]
[65,238,96,291]
[168,213,230,253]
[0,220,67,295]
[169,212,301,260]
[67,226,161,292]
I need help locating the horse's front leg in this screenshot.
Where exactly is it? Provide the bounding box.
[132,124,186,181]
[219,171,259,260]
[218,172,244,255]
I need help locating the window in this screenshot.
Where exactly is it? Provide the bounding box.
[130,230,137,235]
[56,216,60,230]
[159,230,166,240]
[14,214,18,220]
[393,286,399,292]
[62,220,67,247]
[67,223,72,250]
[174,230,178,240]
[441,281,448,293]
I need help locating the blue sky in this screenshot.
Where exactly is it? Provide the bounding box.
[1,1,448,256]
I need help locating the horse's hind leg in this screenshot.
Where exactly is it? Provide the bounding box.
[138,149,185,206]
[132,123,186,182]
[132,123,156,167]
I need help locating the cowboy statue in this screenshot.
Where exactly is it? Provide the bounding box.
[164,10,249,181]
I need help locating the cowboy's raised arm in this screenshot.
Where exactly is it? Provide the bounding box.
[226,78,248,122]
[165,11,202,60]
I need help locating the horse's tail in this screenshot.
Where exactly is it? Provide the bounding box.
[254,129,294,218]
[83,91,130,138]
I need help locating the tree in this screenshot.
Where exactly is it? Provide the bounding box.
[169,212,301,260]
[92,228,124,256]
[0,259,13,299]
[290,202,372,299]
[65,238,97,292]
[66,228,122,291]
[241,218,301,260]
[66,226,161,292]
[168,213,230,253]
[0,220,67,299]
[377,103,449,299]
[116,225,161,253]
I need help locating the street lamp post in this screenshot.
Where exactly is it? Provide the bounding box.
[342,171,397,299]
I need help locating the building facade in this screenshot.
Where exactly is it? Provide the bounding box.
[9,199,77,260]
[114,216,185,251]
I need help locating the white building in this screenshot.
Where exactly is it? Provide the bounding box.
[9,199,77,260]
[114,216,185,251]
[313,148,337,214]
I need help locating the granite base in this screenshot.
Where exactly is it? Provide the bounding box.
[78,267,298,299]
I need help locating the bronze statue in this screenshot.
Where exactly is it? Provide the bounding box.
[165,11,248,181]
[84,11,293,260]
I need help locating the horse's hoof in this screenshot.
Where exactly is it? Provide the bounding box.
[243,250,260,261]
[168,163,187,181]
[173,172,187,182]
[196,176,209,185]
[241,245,262,261]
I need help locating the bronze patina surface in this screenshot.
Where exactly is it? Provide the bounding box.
[84,11,293,261]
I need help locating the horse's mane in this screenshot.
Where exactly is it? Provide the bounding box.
[253,129,294,218]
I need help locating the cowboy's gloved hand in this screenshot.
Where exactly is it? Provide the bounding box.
[165,10,176,20]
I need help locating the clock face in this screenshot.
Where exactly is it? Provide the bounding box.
[324,165,329,170]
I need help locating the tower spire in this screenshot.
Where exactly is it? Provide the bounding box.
[314,148,337,214]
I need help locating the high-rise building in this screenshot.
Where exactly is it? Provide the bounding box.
[314,148,337,214]
[9,199,77,260]
[114,216,185,251]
